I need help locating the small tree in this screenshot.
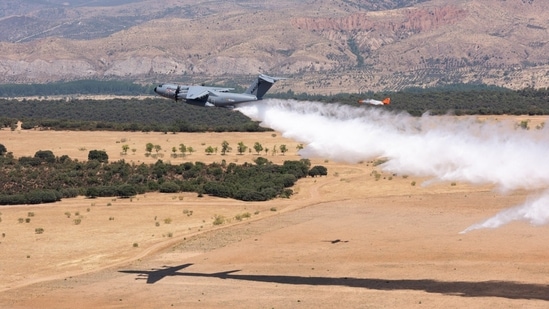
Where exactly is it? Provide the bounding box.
[237,141,247,155]
[279,144,288,155]
[517,120,529,130]
[221,140,231,155]
[187,146,194,155]
[154,144,162,153]
[171,146,177,157]
[179,143,187,157]
[145,143,154,154]
[253,142,263,155]
[205,146,215,155]
[122,144,130,155]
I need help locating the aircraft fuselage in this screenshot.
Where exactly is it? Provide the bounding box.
[154,74,285,108]
[154,84,258,108]
[204,91,257,107]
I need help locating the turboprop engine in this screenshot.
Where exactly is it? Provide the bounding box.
[153,84,188,101]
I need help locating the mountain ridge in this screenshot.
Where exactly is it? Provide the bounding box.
[1,0,548,94]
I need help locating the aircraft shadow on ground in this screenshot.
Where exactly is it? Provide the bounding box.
[119,264,549,301]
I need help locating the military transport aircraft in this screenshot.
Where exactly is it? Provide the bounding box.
[154,74,285,108]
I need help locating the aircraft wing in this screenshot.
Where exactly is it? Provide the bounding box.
[186,86,234,100]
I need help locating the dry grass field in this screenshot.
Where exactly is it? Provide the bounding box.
[0,122,548,308]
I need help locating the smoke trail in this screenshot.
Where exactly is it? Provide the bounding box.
[237,99,549,231]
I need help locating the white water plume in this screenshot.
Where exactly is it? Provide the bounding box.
[237,99,549,232]
[460,190,549,233]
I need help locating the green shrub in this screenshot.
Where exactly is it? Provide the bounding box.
[159,181,180,193]
[34,150,55,163]
[203,182,231,198]
[25,190,61,204]
[0,194,27,205]
[117,184,137,198]
[213,215,225,225]
[88,150,109,163]
[308,165,328,177]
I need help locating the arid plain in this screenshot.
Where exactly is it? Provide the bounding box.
[0,121,548,308]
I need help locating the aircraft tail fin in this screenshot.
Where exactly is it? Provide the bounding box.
[245,74,286,99]
[382,97,391,105]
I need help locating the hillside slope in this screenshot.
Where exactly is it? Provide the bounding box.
[1,0,548,93]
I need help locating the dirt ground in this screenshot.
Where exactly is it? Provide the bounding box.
[0,122,548,308]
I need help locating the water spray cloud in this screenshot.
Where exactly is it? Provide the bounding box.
[237,99,549,232]
[460,190,549,233]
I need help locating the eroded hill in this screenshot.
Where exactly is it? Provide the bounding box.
[1,0,549,93]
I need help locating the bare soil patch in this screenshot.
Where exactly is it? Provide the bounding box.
[0,123,548,308]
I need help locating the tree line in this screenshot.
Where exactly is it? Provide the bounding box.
[0,98,268,132]
[2,82,549,132]
[276,85,549,116]
[0,146,327,205]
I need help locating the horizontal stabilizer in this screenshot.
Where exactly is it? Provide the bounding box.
[259,74,288,84]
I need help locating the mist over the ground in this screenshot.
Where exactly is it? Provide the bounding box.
[237,99,549,232]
